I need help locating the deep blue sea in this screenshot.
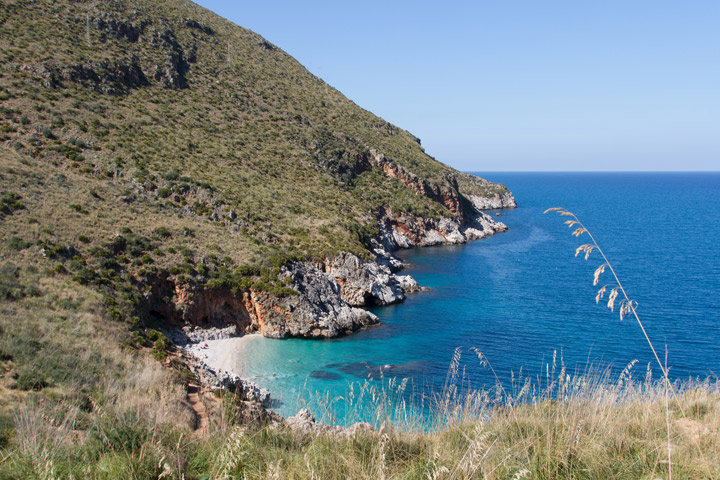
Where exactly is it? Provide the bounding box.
[239,172,720,423]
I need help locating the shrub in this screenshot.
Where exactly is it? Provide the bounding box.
[0,264,39,300]
[153,226,171,238]
[16,365,50,391]
[145,330,164,342]
[236,265,260,277]
[6,236,30,250]
[41,126,55,139]
[0,192,24,215]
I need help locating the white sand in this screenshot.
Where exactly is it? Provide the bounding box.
[184,334,262,377]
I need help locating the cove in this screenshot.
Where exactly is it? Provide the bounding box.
[238,172,720,423]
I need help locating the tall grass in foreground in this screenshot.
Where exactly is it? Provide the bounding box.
[3,357,717,479]
[545,207,716,480]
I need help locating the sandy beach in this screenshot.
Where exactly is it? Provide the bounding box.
[184,333,263,377]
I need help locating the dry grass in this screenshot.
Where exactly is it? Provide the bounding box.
[545,207,717,480]
[0,280,718,479]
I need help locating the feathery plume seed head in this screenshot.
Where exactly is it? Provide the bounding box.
[619,299,638,321]
[595,285,607,304]
[575,244,595,259]
[607,287,620,311]
[543,207,565,213]
[593,264,607,286]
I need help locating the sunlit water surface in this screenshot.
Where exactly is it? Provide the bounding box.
[238,173,720,423]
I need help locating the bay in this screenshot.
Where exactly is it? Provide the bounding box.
[240,172,720,422]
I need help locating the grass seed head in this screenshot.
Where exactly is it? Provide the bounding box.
[595,285,608,304]
[575,244,595,259]
[607,287,620,312]
[593,264,607,286]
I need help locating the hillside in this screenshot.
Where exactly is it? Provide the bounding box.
[0,0,515,417]
[0,0,515,339]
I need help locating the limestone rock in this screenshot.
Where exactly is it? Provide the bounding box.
[324,252,419,307]
[468,192,517,210]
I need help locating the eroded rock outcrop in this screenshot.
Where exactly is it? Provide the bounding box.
[368,149,469,222]
[286,409,374,436]
[468,192,517,210]
[378,210,507,250]
[142,264,381,340]
[323,252,420,307]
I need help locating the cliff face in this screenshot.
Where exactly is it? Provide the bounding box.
[143,199,510,341]
[468,192,517,210]
[142,250,420,339]
[368,150,467,222]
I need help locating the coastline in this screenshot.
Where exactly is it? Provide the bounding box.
[175,198,517,419]
[183,334,263,379]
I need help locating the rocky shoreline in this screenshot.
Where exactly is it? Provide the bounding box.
[170,327,377,433]
[157,204,512,343]
[169,195,515,424]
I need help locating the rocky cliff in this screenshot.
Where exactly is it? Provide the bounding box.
[146,200,510,342]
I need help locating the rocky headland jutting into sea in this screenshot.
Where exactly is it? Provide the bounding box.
[170,188,516,420]
[1,0,515,427]
[159,163,516,344]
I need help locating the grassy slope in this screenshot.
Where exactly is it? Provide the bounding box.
[1,0,507,269]
[0,1,717,478]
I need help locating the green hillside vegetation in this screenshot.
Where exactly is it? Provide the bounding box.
[0,0,512,323]
[0,0,505,268]
[1,0,716,478]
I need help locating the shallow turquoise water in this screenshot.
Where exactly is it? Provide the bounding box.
[241,172,720,422]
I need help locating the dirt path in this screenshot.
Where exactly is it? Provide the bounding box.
[187,384,209,437]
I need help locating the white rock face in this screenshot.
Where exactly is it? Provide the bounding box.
[468,192,517,210]
[286,409,373,436]
[280,261,380,338]
[422,228,446,246]
[391,229,413,249]
[325,252,421,307]
[378,210,508,251]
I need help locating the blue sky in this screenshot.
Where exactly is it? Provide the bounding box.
[194,1,719,171]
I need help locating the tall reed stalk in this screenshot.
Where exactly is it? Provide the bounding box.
[545,207,714,480]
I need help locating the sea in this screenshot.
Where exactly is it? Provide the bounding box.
[237,172,720,424]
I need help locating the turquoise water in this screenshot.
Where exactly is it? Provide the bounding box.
[241,172,720,422]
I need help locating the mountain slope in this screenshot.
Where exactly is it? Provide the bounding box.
[0,0,514,341]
